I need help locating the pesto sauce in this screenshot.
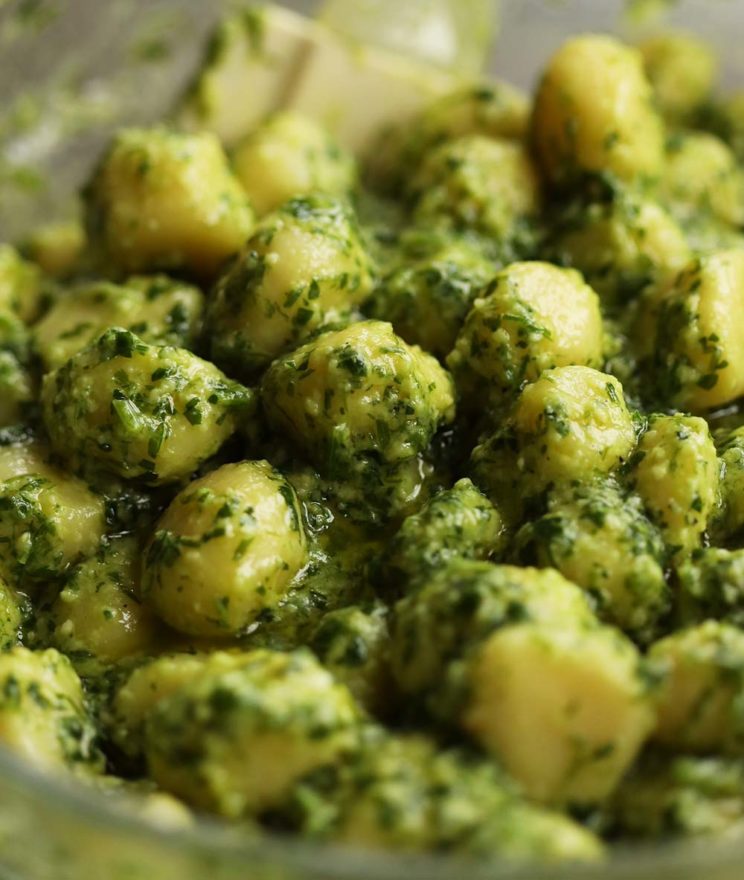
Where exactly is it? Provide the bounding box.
[0,8,744,869]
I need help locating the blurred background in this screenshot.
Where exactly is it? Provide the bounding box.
[0,0,741,239]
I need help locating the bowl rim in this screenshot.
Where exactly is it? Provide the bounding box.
[1,744,743,879]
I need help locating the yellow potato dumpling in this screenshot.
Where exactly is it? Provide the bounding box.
[22,221,85,280]
[310,729,603,862]
[142,461,308,637]
[261,320,455,474]
[0,465,105,585]
[412,80,529,146]
[410,136,541,241]
[631,414,719,560]
[390,559,595,699]
[0,575,23,650]
[207,195,376,376]
[463,621,656,805]
[315,451,438,526]
[660,132,744,228]
[512,366,637,492]
[519,478,669,642]
[681,215,744,257]
[319,733,473,852]
[145,648,361,817]
[385,478,504,590]
[233,111,357,216]
[646,250,744,411]
[531,34,665,187]
[370,80,530,190]
[365,237,495,359]
[0,647,102,773]
[310,605,390,714]
[41,329,251,485]
[650,621,744,754]
[676,547,744,627]
[0,440,56,482]
[110,651,251,760]
[611,752,744,841]
[552,194,690,307]
[465,434,523,528]
[0,244,44,323]
[0,443,115,574]
[447,262,603,408]
[33,276,204,370]
[639,32,718,124]
[84,127,255,280]
[47,536,161,665]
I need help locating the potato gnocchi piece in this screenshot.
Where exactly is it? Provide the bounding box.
[233,112,357,216]
[310,451,440,527]
[390,559,595,700]
[612,753,744,840]
[310,605,390,714]
[413,80,529,144]
[516,478,669,641]
[365,236,494,359]
[33,276,204,370]
[630,414,719,560]
[447,262,603,409]
[41,329,251,485]
[643,250,744,411]
[0,647,102,773]
[144,648,362,817]
[0,244,45,323]
[678,548,744,628]
[410,136,541,242]
[207,195,375,376]
[639,32,717,124]
[142,461,308,638]
[369,80,529,191]
[289,730,602,861]
[463,621,656,805]
[509,366,636,493]
[84,128,254,280]
[261,320,455,474]
[44,536,161,664]
[714,425,744,541]
[0,440,106,582]
[0,467,105,585]
[109,651,251,761]
[660,132,744,228]
[650,621,744,754]
[0,313,34,428]
[385,478,504,592]
[390,559,653,805]
[531,34,665,187]
[551,193,690,308]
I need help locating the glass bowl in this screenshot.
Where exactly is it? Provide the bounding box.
[1,1,743,878]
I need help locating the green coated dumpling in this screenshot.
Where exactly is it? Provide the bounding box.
[41,329,251,485]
